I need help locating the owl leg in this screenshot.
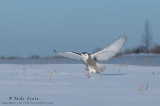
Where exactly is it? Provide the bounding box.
[89,69,96,74]
[85,73,91,78]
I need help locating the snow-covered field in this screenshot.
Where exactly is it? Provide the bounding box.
[0,64,160,106]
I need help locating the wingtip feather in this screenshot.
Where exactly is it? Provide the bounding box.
[119,35,127,40]
[53,49,57,53]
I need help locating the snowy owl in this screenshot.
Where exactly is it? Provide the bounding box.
[54,36,127,74]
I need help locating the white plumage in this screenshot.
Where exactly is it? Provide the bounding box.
[54,36,127,74]
[91,35,127,61]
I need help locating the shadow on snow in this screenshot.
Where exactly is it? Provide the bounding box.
[101,74,125,76]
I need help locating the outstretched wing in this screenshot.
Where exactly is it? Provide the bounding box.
[91,35,127,62]
[54,49,81,60]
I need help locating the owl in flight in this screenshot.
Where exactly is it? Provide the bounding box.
[54,36,127,74]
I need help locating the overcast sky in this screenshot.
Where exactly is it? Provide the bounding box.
[0,0,160,57]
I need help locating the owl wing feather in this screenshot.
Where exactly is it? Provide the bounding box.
[54,49,81,60]
[91,35,127,62]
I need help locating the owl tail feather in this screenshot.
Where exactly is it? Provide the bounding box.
[96,63,106,72]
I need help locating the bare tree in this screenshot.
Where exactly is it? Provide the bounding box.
[142,20,153,53]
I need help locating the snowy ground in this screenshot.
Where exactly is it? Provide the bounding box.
[0,64,160,106]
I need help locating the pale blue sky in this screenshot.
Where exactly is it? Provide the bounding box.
[0,0,160,57]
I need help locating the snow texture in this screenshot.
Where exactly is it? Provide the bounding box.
[0,64,160,106]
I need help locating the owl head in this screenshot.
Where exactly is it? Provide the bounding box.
[81,52,90,61]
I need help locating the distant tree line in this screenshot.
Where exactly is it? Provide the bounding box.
[123,20,159,54]
[123,45,160,54]
[92,44,160,56]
